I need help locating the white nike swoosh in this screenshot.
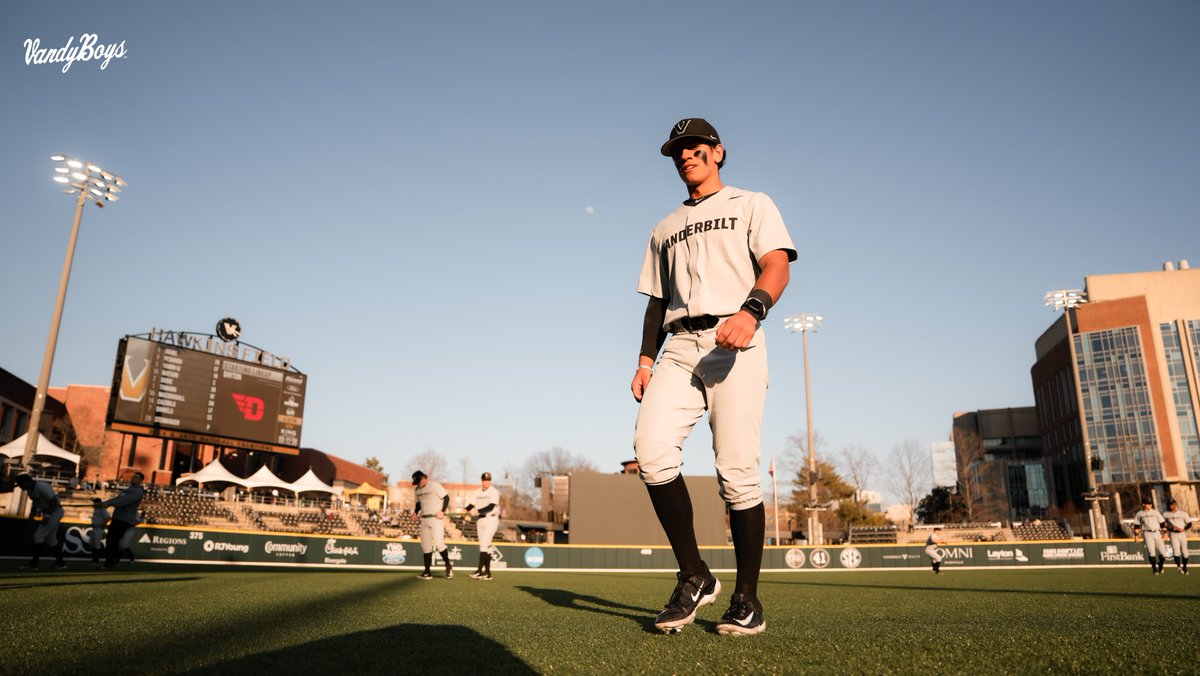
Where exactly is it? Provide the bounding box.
[690,590,701,603]
[734,612,756,627]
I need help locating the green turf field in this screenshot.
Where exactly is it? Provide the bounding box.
[1,564,1195,674]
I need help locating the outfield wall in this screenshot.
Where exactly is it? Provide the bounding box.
[0,515,1157,571]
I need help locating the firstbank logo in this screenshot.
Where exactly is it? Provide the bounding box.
[231,393,265,421]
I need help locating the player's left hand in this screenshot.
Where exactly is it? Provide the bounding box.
[716,311,758,350]
[436,511,444,519]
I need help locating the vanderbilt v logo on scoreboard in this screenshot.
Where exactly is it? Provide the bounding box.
[105,326,306,455]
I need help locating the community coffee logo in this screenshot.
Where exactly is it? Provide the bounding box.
[23,33,127,73]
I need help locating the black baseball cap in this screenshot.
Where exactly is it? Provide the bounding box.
[1141,497,1153,505]
[411,471,426,485]
[660,118,721,156]
[481,472,492,481]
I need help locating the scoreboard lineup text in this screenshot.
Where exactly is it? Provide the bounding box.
[107,336,305,454]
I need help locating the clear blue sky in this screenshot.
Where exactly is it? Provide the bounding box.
[3,1,1197,502]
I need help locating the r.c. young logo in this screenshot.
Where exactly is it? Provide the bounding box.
[23,34,127,74]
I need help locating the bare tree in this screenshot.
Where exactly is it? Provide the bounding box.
[407,448,447,483]
[886,440,931,529]
[522,447,597,488]
[951,427,1004,522]
[779,429,827,493]
[838,445,878,503]
[458,456,473,484]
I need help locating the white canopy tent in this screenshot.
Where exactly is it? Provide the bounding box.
[175,460,248,487]
[0,432,81,466]
[290,468,337,495]
[243,465,294,492]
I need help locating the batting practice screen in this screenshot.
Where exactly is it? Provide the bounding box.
[105,336,306,454]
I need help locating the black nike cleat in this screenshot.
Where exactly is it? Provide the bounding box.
[654,562,720,633]
[716,592,766,636]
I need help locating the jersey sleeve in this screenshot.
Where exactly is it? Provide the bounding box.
[747,192,797,263]
[636,230,666,298]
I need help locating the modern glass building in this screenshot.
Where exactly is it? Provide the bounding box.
[1031,262,1200,520]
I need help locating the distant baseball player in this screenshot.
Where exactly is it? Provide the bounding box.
[102,471,145,569]
[1162,499,1192,575]
[464,471,500,580]
[924,527,947,574]
[412,471,453,579]
[631,117,796,636]
[1133,497,1167,575]
[89,498,110,569]
[14,474,67,571]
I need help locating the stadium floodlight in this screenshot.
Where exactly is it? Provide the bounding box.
[1044,288,1108,539]
[785,313,824,545]
[19,156,127,474]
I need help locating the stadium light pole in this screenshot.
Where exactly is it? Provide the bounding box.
[1045,289,1109,539]
[785,313,823,545]
[19,156,125,473]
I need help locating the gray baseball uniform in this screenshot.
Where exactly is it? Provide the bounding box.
[1163,508,1192,558]
[27,480,64,546]
[634,186,797,509]
[469,485,501,551]
[415,479,448,555]
[1134,507,1167,557]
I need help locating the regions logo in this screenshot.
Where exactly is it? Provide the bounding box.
[840,547,862,569]
[381,543,407,565]
[524,547,545,568]
[785,548,807,569]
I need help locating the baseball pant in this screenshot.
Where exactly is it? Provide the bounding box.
[477,515,499,552]
[105,520,135,566]
[420,516,446,554]
[634,324,768,510]
[924,545,943,563]
[1142,531,1167,558]
[1169,532,1189,558]
[34,508,64,547]
[90,526,106,561]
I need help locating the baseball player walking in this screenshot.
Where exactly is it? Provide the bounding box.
[15,474,67,571]
[631,118,796,636]
[925,527,947,574]
[464,471,500,580]
[1162,499,1193,575]
[412,471,453,579]
[1133,497,1168,575]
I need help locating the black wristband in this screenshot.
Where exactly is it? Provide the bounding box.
[741,289,773,321]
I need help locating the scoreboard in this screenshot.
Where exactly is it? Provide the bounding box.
[106,336,306,454]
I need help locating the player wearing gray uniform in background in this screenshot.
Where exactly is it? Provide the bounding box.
[1133,497,1167,575]
[631,118,796,636]
[464,471,500,580]
[1162,499,1193,575]
[412,471,453,579]
[925,528,947,574]
[90,498,110,569]
[15,474,67,571]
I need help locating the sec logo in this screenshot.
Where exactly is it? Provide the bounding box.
[785,548,807,569]
[810,548,831,569]
[840,547,862,569]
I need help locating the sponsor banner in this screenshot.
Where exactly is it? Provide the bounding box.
[0,516,1156,571]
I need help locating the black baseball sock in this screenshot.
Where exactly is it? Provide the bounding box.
[730,503,765,598]
[423,552,433,573]
[1175,556,1183,569]
[485,552,492,575]
[440,549,452,567]
[53,541,65,565]
[645,475,704,575]
[1183,557,1189,572]
[30,543,45,565]
[477,552,488,573]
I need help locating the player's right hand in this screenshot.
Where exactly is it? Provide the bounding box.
[631,368,652,402]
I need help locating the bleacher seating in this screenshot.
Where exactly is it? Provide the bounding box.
[1012,521,1072,541]
[141,491,240,527]
[848,525,898,544]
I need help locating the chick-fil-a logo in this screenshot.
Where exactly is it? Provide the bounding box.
[23,34,127,73]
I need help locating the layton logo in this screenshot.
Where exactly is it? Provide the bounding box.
[232,393,265,421]
[24,34,127,73]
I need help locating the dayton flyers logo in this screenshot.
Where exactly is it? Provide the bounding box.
[231,393,265,421]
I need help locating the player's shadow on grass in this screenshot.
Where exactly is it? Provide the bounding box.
[180,625,536,675]
[516,585,665,634]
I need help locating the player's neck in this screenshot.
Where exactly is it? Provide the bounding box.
[686,178,724,202]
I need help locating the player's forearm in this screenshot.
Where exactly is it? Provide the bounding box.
[640,296,667,362]
[752,249,791,305]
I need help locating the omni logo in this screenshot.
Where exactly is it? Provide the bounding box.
[231,393,265,421]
